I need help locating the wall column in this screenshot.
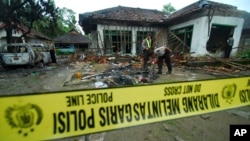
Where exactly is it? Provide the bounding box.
[131,28,136,56]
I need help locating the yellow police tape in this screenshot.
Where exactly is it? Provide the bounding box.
[0,76,250,140]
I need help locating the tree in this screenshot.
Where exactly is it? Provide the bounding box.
[162,3,176,15]
[31,7,77,38]
[54,7,77,36]
[0,0,58,43]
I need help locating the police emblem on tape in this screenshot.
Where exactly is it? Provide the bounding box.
[5,103,43,137]
[222,84,237,104]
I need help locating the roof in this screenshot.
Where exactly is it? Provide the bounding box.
[20,25,51,41]
[80,6,167,23]
[167,0,243,24]
[79,1,246,33]
[0,23,51,41]
[79,6,167,34]
[53,29,91,44]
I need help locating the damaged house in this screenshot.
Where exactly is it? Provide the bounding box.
[238,11,250,55]
[53,29,91,54]
[79,6,168,56]
[79,0,246,57]
[0,23,52,46]
[167,0,245,57]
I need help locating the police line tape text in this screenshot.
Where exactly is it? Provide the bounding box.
[53,93,219,134]
[65,92,113,107]
[164,84,202,96]
[239,88,250,103]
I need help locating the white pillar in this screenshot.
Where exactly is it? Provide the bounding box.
[131,28,136,56]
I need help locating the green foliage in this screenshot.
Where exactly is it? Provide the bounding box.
[0,0,58,43]
[239,48,250,58]
[0,0,77,41]
[54,7,77,36]
[32,7,77,38]
[162,3,176,15]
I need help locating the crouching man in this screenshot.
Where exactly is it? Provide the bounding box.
[154,46,172,74]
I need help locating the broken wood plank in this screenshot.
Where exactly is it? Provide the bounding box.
[206,54,249,70]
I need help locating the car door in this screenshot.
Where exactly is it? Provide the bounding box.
[31,45,51,64]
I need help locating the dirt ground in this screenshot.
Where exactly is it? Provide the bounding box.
[0,57,249,141]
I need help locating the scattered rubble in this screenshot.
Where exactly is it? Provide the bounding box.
[228,110,250,119]
[1,51,249,141]
[181,55,250,76]
[163,124,170,131]
[200,114,210,120]
[64,61,158,88]
[175,136,185,141]
[1,50,249,92]
[61,52,250,88]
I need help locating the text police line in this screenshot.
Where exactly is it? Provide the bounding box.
[1,77,250,141]
[65,92,113,107]
[53,93,219,134]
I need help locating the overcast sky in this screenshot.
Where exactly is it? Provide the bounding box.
[55,0,249,16]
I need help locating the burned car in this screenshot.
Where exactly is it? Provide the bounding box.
[0,43,51,68]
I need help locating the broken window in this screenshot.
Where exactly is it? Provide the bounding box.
[206,24,235,54]
[244,38,250,46]
[171,26,193,53]
[238,38,250,57]
[4,45,24,53]
[103,30,132,54]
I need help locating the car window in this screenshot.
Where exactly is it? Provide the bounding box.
[20,46,28,53]
[0,45,29,53]
[0,46,7,53]
[31,45,45,52]
[6,45,19,53]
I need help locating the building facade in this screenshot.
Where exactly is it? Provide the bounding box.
[0,23,52,46]
[79,6,168,56]
[167,0,245,57]
[79,0,247,57]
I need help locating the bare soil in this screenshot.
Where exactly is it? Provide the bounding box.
[0,59,249,141]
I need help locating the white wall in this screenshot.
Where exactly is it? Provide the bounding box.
[0,28,49,47]
[0,29,24,45]
[169,16,244,57]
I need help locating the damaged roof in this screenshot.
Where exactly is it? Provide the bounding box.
[169,0,238,18]
[53,29,91,44]
[79,6,167,34]
[80,6,167,23]
[79,0,246,33]
[0,23,51,41]
[20,25,51,41]
[166,0,243,25]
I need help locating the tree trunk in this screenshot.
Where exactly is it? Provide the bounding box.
[5,27,12,44]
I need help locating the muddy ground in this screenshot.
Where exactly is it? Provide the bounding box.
[0,57,250,141]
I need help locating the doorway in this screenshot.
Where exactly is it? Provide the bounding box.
[206,24,235,53]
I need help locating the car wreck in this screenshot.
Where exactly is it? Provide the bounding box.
[0,43,52,68]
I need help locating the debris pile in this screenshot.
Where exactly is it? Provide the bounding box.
[63,53,159,88]
[185,55,250,75]
[60,52,250,88]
